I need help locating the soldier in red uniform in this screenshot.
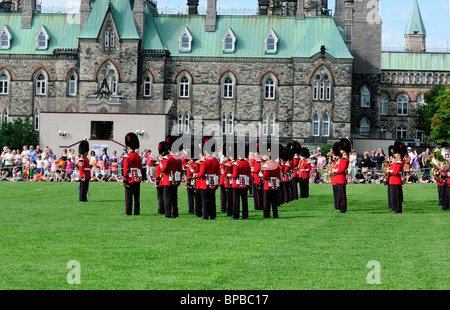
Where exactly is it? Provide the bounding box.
[331,142,341,210]
[261,152,281,218]
[251,150,263,211]
[389,141,407,214]
[292,142,301,200]
[219,146,229,213]
[196,137,220,220]
[185,156,196,215]
[230,143,251,219]
[77,140,91,202]
[334,138,351,213]
[298,147,311,198]
[122,133,142,216]
[224,144,235,217]
[160,136,183,218]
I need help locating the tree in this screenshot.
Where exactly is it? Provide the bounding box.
[429,86,450,144]
[415,85,445,137]
[0,117,38,150]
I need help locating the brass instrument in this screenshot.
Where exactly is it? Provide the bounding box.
[427,148,449,185]
[326,155,335,183]
[382,160,391,186]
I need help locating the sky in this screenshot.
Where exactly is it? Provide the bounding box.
[41,0,450,50]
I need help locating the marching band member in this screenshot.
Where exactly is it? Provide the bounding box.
[331,142,341,210]
[251,150,263,211]
[298,148,311,198]
[334,139,350,213]
[122,133,142,216]
[261,152,281,218]
[155,143,164,214]
[219,148,229,213]
[292,142,301,200]
[185,156,196,215]
[389,141,407,214]
[230,143,251,220]
[77,140,91,202]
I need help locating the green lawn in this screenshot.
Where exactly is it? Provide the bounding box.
[0,182,448,290]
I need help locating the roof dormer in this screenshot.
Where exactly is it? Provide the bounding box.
[35,25,50,50]
[222,27,236,53]
[0,25,12,50]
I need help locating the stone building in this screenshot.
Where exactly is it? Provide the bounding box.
[0,0,447,155]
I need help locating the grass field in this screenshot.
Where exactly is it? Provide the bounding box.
[0,182,448,290]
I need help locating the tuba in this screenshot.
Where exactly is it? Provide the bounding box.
[429,148,450,185]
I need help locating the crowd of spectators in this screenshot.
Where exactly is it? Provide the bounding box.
[1,144,437,185]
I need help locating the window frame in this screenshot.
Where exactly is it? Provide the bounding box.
[222,76,234,99]
[36,73,47,96]
[264,77,275,100]
[0,73,9,95]
[322,113,330,137]
[178,75,190,98]
[397,95,408,116]
[178,27,193,53]
[312,113,320,137]
[380,96,388,115]
[361,85,371,107]
[264,28,278,54]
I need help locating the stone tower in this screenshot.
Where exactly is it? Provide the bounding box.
[405,0,426,52]
[258,0,329,17]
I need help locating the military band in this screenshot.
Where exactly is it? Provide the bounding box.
[122,132,142,216]
[388,141,407,214]
[77,140,91,202]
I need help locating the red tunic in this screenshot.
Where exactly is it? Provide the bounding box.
[334,156,349,185]
[262,161,282,190]
[298,159,311,179]
[78,156,91,180]
[123,151,142,184]
[389,159,405,185]
[160,154,183,187]
[230,159,251,188]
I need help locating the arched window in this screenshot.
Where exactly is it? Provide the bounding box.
[415,73,421,84]
[360,118,370,134]
[0,73,8,95]
[222,28,236,53]
[2,109,7,124]
[313,82,319,100]
[179,75,190,98]
[361,86,370,107]
[264,28,278,54]
[396,125,407,140]
[262,114,268,136]
[319,82,325,101]
[110,32,115,47]
[177,113,183,134]
[397,95,408,115]
[417,93,424,107]
[143,75,152,97]
[228,114,233,134]
[397,73,403,83]
[313,113,320,137]
[34,109,39,131]
[105,32,110,47]
[312,70,332,102]
[264,77,275,100]
[222,114,227,134]
[68,73,77,96]
[223,76,233,99]
[36,73,47,95]
[323,113,330,137]
[380,96,388,115]
[404,73,409,83]
[434,73,439,84]
[98,61,119,95]
[184,112,190,133]
[269,114,275,136]
[421,73,426,84]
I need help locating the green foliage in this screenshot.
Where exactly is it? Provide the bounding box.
[429,86,450,144]
[320,143,333,156]
[0,116,38,150]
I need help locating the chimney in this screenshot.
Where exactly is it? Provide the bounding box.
[187,0,199,15]
[296,0,304,19]
[133,0,146,38]
[79,0,92,34]
[21,0,36,29]
[205,0,217,32]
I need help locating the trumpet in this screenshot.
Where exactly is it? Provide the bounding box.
[326,156,336,183]
[382,160,390,186]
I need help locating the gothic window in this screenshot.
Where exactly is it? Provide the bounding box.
[177,113,183,134]
[222,75,234,99]
[222,114,227,134]
[35,26,49,50]
[34,109,39,131]
[179,27,193,53]
[380,96,388,115]
[323,113,330,137]
[312,113,320,137]
[0,25,12,49]
[222,28,236,53]
[228,114,233,134]
[105,32,109,47]
[143,74,152,97]
[404,73,409,83]
[421,73,426,84]
[397,73,403,83]
[178,75,190,98]
[98,61,119,95]
[264,77,275,100]
[396,125,407,140]
[386,73,391,83]
[415,73,421,84]
[2,109,7,124]
[433,73,439,84]
[361,86,370,107]
[68,72,77,96]
[36,73,47,96]
[397,95,408,115]
[269,114,275,136]
[262,114,268,136]
[360,118,370,134]
[0,73,8,95]
[264,28,278,54]
[312,70,332,102]
[184,112,190,133]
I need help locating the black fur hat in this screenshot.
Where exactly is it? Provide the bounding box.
[158,141,169,155]
[339,138,351,154]
[78,140,89,154]
[300,147,310,158]
[394,140,407,157]
[333,142,341,158]
[125,132,140,150]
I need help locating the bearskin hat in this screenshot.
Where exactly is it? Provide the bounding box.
[333,142,342,158]
[125,132,140,150]
[158,141,169,155]
[78,140,89,154]
[293,141,302,156]
[393,140,407,157]
[300,147,310,158]
[202,136,216,154]
[339,138,351,154]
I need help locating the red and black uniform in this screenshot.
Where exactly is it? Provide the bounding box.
[298,158,311,198]
[219,159,229,213]
[389,158,405,213]
[230,158,251,219]
[435,168,446,210]
[262,160,281,218]
[78,155,91,202]
[225,160,234,217]
[160,153,183,218]
[278,160,285,206]
[123,151,142,215]
[197,155,220,220]
[252,157,263,210]
[334,154,349,213]
[283,161,292,203]
[155,162,164,214]
[185,161,196,214]
[293,154,300,200]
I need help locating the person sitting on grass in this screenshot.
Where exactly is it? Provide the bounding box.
[354,169,365,184]
[406,171,418,184]
[313,170,323,184]
[90,167,103,182]
[11,167,23,182]
[420,173,432,184]
[108,170,122,182]
[71,166,80,182]
[370,172,381,184]
[32,170,44,182]
[0,169,9,181]
[42,167,53,182]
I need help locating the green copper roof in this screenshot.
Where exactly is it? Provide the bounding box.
[382,52,450,71]
[405,0,426,35]
[79,0,140,39]
[0,13,78,55]
[145,14,352,59]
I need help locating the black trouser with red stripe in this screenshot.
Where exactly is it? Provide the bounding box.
[220,185,227,213]
[294,177,299,200]
[299,178,309,198]
[335,184,347,213]
[263,190,279,218]
[187,187,195,214]
[157,186,164,214]
[79,179,89,202]
[163,185,179,218]
[442,186,449,211]
[332,185,338,209]
[201,189,216,219]
[233,187,248,219]
[226,187,233,216]
[389,184,403,213]
[195,188,202,217]
[125,183,140,215]
[438,185,445,208]
[253,183,263,210]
